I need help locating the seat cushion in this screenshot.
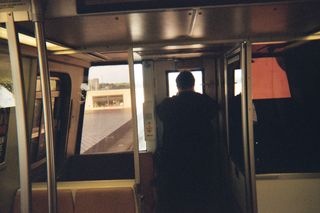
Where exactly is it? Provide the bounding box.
[74,187,136,213]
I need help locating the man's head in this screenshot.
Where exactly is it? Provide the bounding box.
[176,71,195,91]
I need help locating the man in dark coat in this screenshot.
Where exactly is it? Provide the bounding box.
[156,71,219,213]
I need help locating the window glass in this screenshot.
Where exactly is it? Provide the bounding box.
[252,57,319,174]
[226,56,245,173]
[167,70,203,97]
[134,64,146,151]
[31,77,63,165]
[30,99,42,162]
[37,112,46,161]
[252,57,291,99]
[234,69,242,96]
[81,64,145,154]
[0,51,13,166]
[0,108,10,164]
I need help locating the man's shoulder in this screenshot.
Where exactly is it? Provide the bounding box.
[196,92,217,102]
[197,93,219,110]
[157,97,175,111]
[158,97,174,105]
[156,97,177,120]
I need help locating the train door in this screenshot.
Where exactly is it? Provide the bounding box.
[224,42,257,213]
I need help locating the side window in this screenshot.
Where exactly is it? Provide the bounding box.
[251,57,320,173]
[226,56,245,173]
[80,64,145,154]
[30,75,68,166]
[252,57,291,100]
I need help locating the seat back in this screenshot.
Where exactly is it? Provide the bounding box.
[12,189,74,213]
[13,180,137,213]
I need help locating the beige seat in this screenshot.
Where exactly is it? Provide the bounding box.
[74,187,136,213]
[13,189,74,213]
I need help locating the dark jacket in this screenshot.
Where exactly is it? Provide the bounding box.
[156,91,219,182]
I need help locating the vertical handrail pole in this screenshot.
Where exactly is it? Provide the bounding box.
[240,42,251,213]
[128,49,141,184]
[244,42,258,213]
[241,41,257,213]
[31,1,57,213]
[6,12,31,213]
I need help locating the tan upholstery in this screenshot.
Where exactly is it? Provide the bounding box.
[13,180,137,213]
[74,187,136,213]
[13,189,74,213]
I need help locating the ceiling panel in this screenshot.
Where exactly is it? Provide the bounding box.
[14,1,320,64]
[194,2,320,41]
[43,9,194,49]
[43,15,130,48]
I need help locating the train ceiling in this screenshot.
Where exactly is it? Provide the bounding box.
[15,0,320,64]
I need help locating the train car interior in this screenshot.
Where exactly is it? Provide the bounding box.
[1,0,320,213]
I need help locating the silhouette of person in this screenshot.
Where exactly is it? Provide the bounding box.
[156,71,219,213]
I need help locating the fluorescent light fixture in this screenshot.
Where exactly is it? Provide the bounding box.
[46,41,70,52]
[302,31,320,41]
[252,41,286,45]
[164,44,205,50]
[253,31,320,45]
[0,27,70,52]
[52,50,79,55]
[133,44,205,52]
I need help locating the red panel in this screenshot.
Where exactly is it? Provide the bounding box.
[252,57,291,99]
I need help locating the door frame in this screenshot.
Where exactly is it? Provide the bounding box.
[224,42,257,213]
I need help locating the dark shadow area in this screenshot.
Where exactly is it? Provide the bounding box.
[254,41,320,174]
[58,153,134,181]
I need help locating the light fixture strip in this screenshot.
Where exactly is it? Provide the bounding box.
[0,26,70,52]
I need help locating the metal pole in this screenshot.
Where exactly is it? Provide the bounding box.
[6,12,31,213]
[244,42,258,213]
[240,42,251,213]
[31,1,57,212]
[128,49,141,184]
[241,42,257,213]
